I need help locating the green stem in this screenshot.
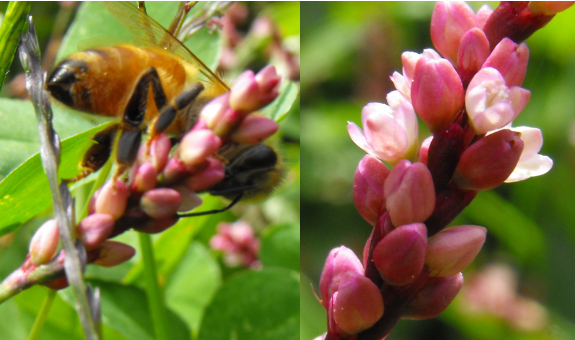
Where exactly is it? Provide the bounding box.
[27,289,57,340]
[138,232,169,340]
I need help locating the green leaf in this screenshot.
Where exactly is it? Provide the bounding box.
[60,280,191,340]
[261,80,299,123]
[198,268,299,340]
[260,223,300,272]
[0,121,114,235]
[165,242,222,334]
[0,1,30,89]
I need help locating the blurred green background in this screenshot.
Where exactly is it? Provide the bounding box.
[301,2,575,340]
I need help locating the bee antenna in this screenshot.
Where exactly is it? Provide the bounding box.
[177,193,244,218]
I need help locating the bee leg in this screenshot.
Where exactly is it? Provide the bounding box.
[65,124,119,183]
[151,83,204,135]
[114,67,166,179]
[177,193,244,218]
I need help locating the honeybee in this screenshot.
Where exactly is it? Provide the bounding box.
[46,2,283,214]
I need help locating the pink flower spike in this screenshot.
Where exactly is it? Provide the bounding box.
[129,162,158,193]
[255,65,281,94]
[319,246,364,310]
[483,38,529,87]
[504,126,553,182]
[230,115,279,144]
[29,219,60,266]
[466,67,531,135]
[373,223,428,285]
[332,272,384,335]
[384,160,436,227]
[353,155,390,226]
[528,1,575,15]
[348,99,418,165]
[411,50,465,133]
[230,70,260,111]
[430,1,477,64]
[402,273,464,320]
[425,225,487,277]
[475,5,494,29]
[457,28,490,85]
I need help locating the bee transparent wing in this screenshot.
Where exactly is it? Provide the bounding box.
[102,1,229,92]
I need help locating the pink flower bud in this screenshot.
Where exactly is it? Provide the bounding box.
[504,126,553,183]
[95,180,129,220]
[430,1,477,63]
[319,246,364,310]
[353,155,389,226]
[453,129,524,190]
[384,160,436,227]
[29,219,60,266]
[229,66,280,112]
[129,162,158,193]
[173,186,203,213]
[348,98,418,165]
[140,188,183,219]
[482,38,529,87]
[332,272,384,335]
[390,52,421,100]
[373,223,427,285]
[457,28,490,85]
[466,67,531,135]
[147,133,171,172]
[161,158,193,184]
[411,50,465,133]
[528,1,574,15]
[475,5,494,29]
[402,273,464,319]
[92,241,135,267]
[419,136,433,164]
[186,157,225,192]
[213,107,246,137]
[199,93,230,129]
[230,115,279,144]
[179,129,222,167]
[77,213,115,251]
[425,225,486,277]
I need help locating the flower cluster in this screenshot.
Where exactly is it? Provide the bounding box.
[0,66,281,298]
[210,220,261,268]
[320,2,570,339]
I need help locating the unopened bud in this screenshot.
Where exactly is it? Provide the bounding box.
[482,38,529,87]
[453,129,524,190]
[426,225,486,277]
[430,1,477,64]
[186,157,225,192]
[319,246,364,310]
[140,188,183,219]
[179,129,222,168]
[95,180,129,220]
[77,214,115,251]
[230,115,279,144]
[92,241,135,267]
[353,155,389,226]
[332,272,384,335]
[373,223,427,285]
[457,28,490,85]
[384,160,436,227]
[402,273,464,319]
[29,219,60,266]
[411,50,465,133]
[199,93,230,129]
[130,162,158,193]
